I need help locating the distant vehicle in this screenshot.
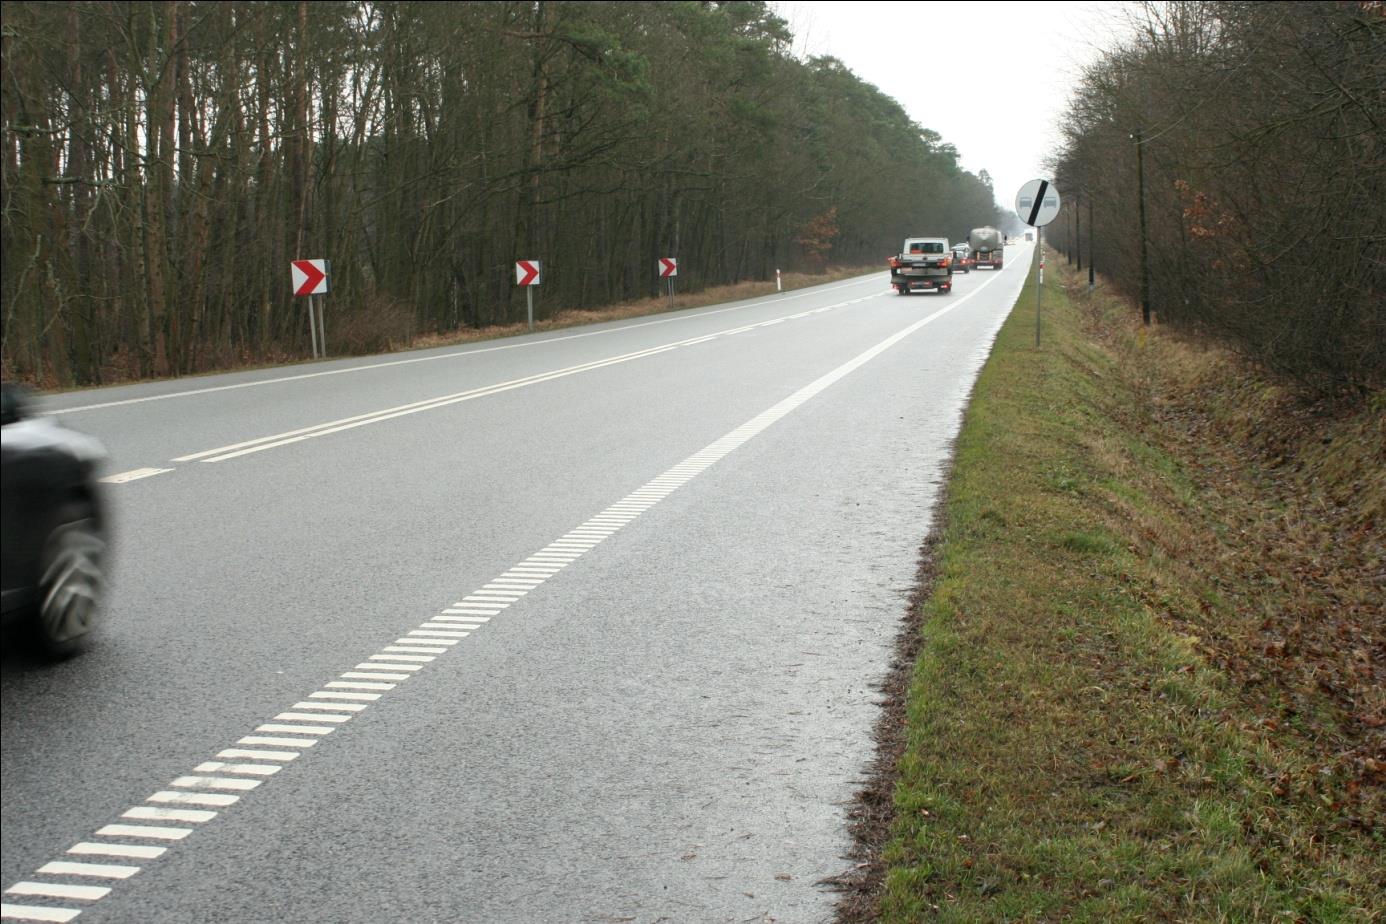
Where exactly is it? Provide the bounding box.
[1,383,109,657]
[889,237,953,294]
[1025,231,1034,241]
[951,244,972,273]
[967,227,1005,270]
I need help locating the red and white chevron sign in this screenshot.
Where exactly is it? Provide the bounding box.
[515,260,541,286]
[291,259,329,296]
[659,257,678,278]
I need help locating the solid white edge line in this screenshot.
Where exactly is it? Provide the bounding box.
[54,274,881,415]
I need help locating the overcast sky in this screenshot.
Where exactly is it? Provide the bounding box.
[773,1,1138,215]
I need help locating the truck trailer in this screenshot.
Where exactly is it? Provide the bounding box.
[968,227,1004,270]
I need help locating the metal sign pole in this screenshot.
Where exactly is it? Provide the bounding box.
[1036,227,1043,348]
[318,298,327,358]
[308,296,319,358]
[526,287,534,331]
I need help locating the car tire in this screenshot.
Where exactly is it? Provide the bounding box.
[33,509,105,658]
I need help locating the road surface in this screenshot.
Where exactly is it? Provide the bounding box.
[3,246,1032,923]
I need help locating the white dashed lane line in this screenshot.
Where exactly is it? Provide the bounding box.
[0,284,989,922]
[97,468,172,485]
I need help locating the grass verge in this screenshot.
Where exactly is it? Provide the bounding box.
[837,254,1383,922]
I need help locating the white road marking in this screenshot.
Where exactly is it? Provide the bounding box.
[6,883,109,901]
[174,344,682,462]
[6,275,1011,917]
[94,824,191,841]
[353,662,422,672]
[276,711,354,722]
[217,748,299,761]
[0,903,82,922]
[238,736,317,747]
[54,276,877,415]
[256,723,336,735]
[148,791,239,808]
[194,762,282,776]
[121,807,216,824]
[98,467,172,484]
[289,700,367,712]
[68,844,166,861]
[170,776,262,791]
[156,283,887,467]
[36,862,139,880]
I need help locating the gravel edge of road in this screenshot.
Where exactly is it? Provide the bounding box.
[824,459,955,922]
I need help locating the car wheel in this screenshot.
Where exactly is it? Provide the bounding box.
[34,511,105,658]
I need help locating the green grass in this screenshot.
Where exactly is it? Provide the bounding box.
[875,261,1382,922]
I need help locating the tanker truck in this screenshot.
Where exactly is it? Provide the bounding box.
[968,227,1004,270]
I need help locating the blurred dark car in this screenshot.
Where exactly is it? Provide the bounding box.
[1,383,109,657]
[951,245,973,273]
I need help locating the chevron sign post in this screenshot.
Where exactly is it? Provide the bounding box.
[516,260,541,330]
[291,259,330,358]
[659,257,677,303]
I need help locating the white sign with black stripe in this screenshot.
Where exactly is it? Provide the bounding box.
[1016,178,1061,227]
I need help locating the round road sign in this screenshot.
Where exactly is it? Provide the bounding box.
[1015,179,1061,227]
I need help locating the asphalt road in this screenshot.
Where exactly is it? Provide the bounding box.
[3,246,1033,924]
